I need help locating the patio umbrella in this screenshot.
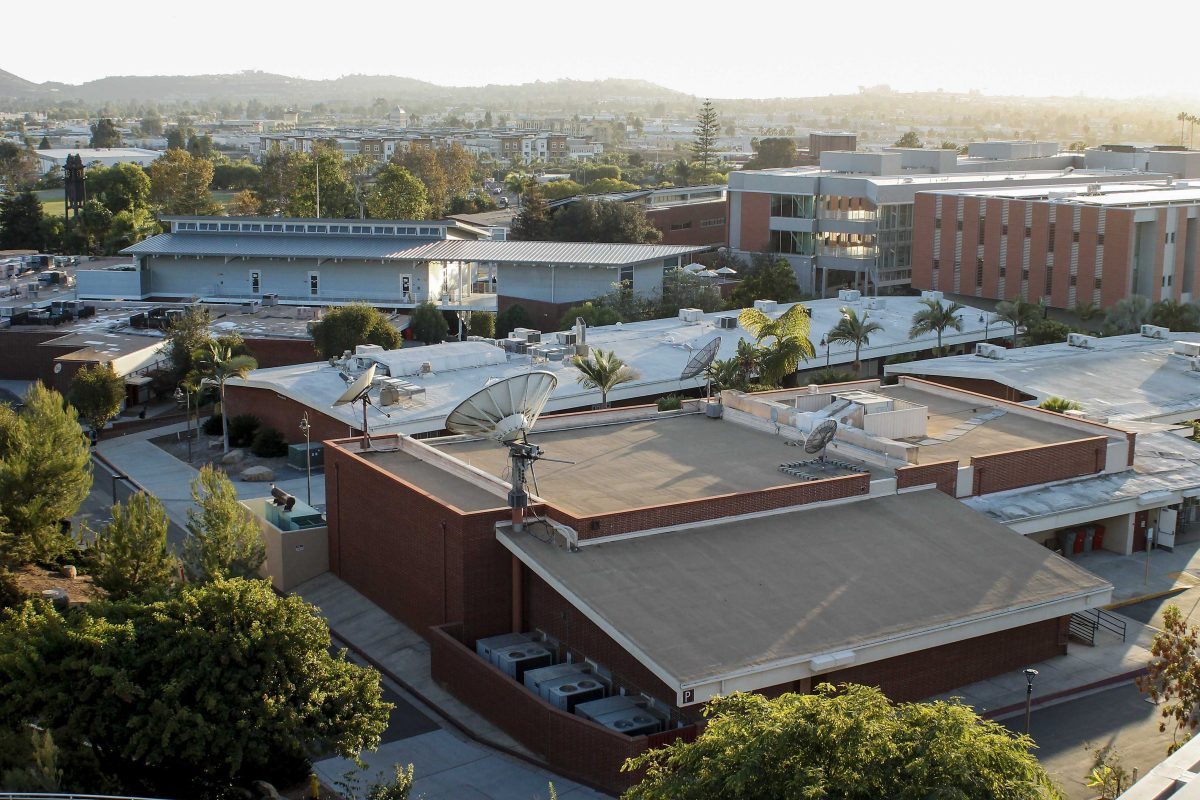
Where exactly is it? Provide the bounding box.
[682,262,706,272]
[715,266,738,275]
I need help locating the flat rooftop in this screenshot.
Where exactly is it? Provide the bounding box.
[433,414,880,517]
[356,449,505,513]
[878,384,1093,462]
[500,490,1111,696]
[886,332,1200,424]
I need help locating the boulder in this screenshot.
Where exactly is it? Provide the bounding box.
[221,449,244,464]
[241,465,275,482]
[41,588,69,610]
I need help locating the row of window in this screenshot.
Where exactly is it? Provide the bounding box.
[938,217,1107,249]
[934,259,1103,291]
[175,221,446,237]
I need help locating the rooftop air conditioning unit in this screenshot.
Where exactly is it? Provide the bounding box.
[975,343,1006,359]
[524,662,591,695]
[242,300,261,314]
[1067,333,1096,348]
[575,695,650,722]
[476,632,537,663]
[556,331,577,346]
[543,675,607,711]
[863,297,886,310]
[356,344,385,355]
[262,293,279,306]
[717,316,738,329]
[1191,357,1200,373]
[921,290,944,302]
[752,300,777,312]
[837,289,861,302]
[493,643,553,681]
[593,708,663,736]
[1141,324,1170,339]
[678,307,703,322]
[1175,341,1200,358]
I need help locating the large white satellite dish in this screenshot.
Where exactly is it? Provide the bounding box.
[445,371,560,533]
[446,371,557,444]
[333,364,377,407]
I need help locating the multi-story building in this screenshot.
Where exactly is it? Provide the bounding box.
[549,184,728,247]
[911,180,1200,308]
[727,148,1166,297]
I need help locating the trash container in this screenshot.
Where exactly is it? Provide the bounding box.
[1057,529,1076,558]
[1083,526,1096,553]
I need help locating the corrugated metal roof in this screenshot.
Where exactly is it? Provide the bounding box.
[125,234,707,266]
[123,234,443,260]
[401,239,707,265]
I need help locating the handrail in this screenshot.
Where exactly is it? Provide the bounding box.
[0,794,173,800]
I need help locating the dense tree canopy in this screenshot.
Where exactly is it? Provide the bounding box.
[408,301,449,344]
[0,578,391,795]
[366,164,432,219]
[90,491,177,600]
[149,148,222,215]
[310,302,403,359]
[182,466,266,583]
[0,191,45,250]
[67,363,125,438]
[547,198,661,244]
[89,118,122,148]
[623,685,1061,800]
[728,257,803,309]
[86,162,151,215]
[0,142,39,190]
[745,137,797,170]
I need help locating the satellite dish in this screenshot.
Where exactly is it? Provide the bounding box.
[680,337,721,381]
[804,419,838,458]
[333,364,377,406]
[446,371,558,443]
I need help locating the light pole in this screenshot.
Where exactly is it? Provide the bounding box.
[173,385,192,462]
[820,335,830,368]
[1023,668,1039,735]
[299,412,312,507]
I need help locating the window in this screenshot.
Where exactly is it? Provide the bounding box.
[1098,233,1105,246]
[999,265,1006,278]
[1048,222,1055,244]
[975,259,984,287]
[1022,268,1030,280]
[306,225,327,233]
[309,272,319,296]
[352,225,370,234]
[1025,226,1032,238]
[669,221,692,231]
[956,220,963,232]
[1073,231,1080,243]
[932,258,940,271]
[1044,267,1053,295]
[1002,224,1008,236]
[219,222,236,231]
[618,265,634,288]
[934,217,941,229]
[374,226,394,234]
[1070,274,1077,286]
[769,194,815,218]
[243,223,262,232]
[265,223,283,232]
[1095,277,1102,289]
[701,217,725,228]
[249,271,261,295]
[178,222,197,231]
[978,226,986,246]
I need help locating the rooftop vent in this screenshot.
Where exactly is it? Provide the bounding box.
[717,316,738,330]
[1067,333,1096,348]
[1174,341,1200,358]
[678,307,703,322]
[752,300,777,312]
[837,289,861,302]
[1141,324,1170,339]
[921,290,944,302]
[863,297,886,310]
[975,343,1006,360]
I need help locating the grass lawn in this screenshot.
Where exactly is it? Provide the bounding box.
[33,188,241,218]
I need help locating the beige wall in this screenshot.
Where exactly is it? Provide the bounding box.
[242,497,329,592]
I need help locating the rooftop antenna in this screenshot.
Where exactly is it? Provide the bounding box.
[803,419,839,466]
[679,336,721,401]
[445,371,559,533]
[332,363,378,450]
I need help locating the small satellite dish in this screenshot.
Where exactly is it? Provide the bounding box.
[446,371,558,443]
[804,419,838,457]
[680,337,721,381]
[333,364,377,407]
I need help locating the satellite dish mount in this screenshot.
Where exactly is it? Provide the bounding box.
[803,419,839,466]
[332,364,385,450]
[680,337,721,402]
[445,372,561,533]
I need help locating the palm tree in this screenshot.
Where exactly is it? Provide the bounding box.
[189,342,258,454]
[705,357,744,394]
[732,339,763,386]
[994,298,1041,347]
[738,304,816,386]
[1103,295,1153,335]
[1180,111,1190,146]
[825,306,884,370]
[572,348,639,408]
[1151,298,1200,332]
[1039,396,1082,414]
[908,298,965,354]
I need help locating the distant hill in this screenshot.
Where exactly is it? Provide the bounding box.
[0,69,694,109]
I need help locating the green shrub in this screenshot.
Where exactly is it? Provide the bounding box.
[808,370,856,386]
[744,383,780,393]
[201,413,223,436]
[656,394,683,411]
[250,427,288,458]
[0,569,28,610]
[468,312,495,338]
[496,304,531,338]
[227,414,260,448]
[1039,396,1082,413]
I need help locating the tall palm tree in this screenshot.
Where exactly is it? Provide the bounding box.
[908,298,965,354]
[1180,111,1190,146]
[572,348,639,408]
[994,298,1041,347]
[738,304,816,386]
[825,306,884,370]
[189,342,258,454]
[732,339,763,386]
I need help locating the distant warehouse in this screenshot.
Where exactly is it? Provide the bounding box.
[33,147,162,175]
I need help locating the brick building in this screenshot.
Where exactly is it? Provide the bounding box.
[548,185,728,247]
[318,378,1120,792]
[911,180,1200,309]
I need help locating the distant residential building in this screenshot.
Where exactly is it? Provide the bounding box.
[34,147,161,175]
[912,179,1200,308]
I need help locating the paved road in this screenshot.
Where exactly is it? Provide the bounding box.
[1003,682,1176,799]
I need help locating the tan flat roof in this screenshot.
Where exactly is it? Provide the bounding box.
[434,414,880,517]
[501,490,1111,697]
[357,449,505,513]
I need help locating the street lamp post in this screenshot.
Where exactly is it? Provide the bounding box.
[173,385,192,462]
[299,412,312,507]
[1023,668,1039,735]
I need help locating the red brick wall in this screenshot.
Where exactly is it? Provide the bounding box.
[553,473,871,540]
[895,460,959,497]
[911,194,936,291]
[429,622,696,796]
[497,295,575,333]
[647,201,727,247]
[901,375,1032,403]
[325,443,514,643]
[821,617,1068,702]
[0,331,79,383]
[223,384,354,444]
[242,337,320,368]
[970,436,1107,495]
[1101,209,1133,307]
[736,192,772,252]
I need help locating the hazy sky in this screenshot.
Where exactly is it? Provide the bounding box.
[8,0,1200,101]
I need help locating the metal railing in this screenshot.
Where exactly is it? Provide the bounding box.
[1069,608,1127,646]
[0,794,172,800]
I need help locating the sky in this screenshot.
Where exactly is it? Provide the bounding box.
[7,0,1200,101]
